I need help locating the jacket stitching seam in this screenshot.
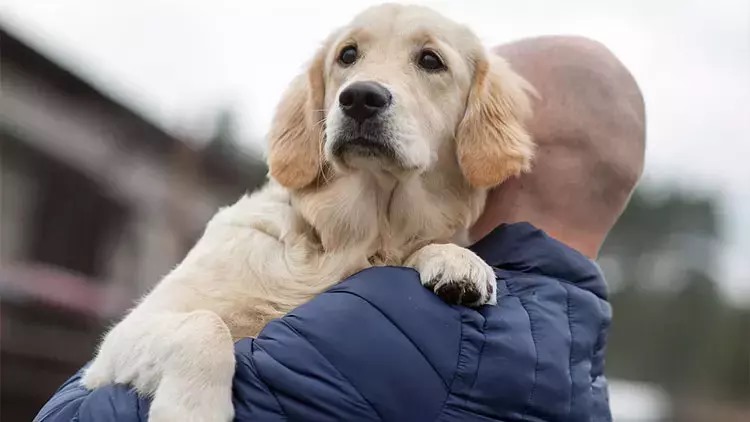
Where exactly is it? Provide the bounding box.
[565,283,575,419]
[496,269,606,301]
[241,342,290,420]
[510,279,540,416]
[433,308,466,421]
[469,314,489,392]
[279,317,384,421]
[332,290,452,390]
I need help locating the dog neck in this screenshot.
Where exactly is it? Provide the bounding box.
[290,165,487,265]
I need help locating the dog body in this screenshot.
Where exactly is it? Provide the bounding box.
[82,4,534,421]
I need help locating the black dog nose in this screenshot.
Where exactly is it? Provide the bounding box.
[339,81,392,122]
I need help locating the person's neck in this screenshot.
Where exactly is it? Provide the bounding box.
[471,213,601,260]
[470,182,605,259]
[531,220,601,259]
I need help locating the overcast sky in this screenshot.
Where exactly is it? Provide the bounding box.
[2,0,748,301]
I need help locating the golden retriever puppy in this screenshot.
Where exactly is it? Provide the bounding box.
[81,3,534,421]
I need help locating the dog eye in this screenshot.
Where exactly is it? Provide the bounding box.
[418,50,446,72]
[338,45,358,66]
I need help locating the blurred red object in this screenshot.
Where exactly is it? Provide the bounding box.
[0,264,130,318]
[0,264,129,421]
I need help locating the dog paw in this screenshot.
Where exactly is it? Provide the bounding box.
[407,243,497,307]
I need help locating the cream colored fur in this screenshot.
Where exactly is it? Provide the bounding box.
[81,4,534,421]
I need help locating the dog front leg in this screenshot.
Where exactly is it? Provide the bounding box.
[82,310,235,422]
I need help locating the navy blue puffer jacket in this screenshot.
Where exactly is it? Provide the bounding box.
[35,223,612,421]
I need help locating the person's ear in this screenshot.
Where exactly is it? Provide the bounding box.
[267,42,329,189]
[456,54,536,188]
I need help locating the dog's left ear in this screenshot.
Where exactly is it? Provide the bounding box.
[456,54,536,188]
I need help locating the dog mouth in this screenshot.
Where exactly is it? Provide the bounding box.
[331,136,397,160]
[328,115,399,162]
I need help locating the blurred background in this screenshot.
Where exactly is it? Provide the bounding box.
[0,0,747,421]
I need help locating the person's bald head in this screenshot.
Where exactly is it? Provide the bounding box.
[470,36,646,258]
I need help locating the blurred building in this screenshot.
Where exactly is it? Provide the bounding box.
[0,26,264,420]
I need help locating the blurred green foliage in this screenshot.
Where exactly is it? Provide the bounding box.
[205,107,268,189]
[601,187,749,404]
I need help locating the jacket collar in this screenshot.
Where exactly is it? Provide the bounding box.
[469,222,608,299]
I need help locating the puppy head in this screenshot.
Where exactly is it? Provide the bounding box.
[268,4,535,190]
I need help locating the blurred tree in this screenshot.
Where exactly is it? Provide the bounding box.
[204,107,268,191]
[601,186,749,406]
[717,308,750,401]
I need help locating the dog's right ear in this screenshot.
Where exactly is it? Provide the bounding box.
[267,43,328,189]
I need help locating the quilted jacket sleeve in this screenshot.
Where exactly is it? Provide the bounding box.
[34,267,458,422]
[35,265,612,422]
[231,267,460,421]
[33,367,151,422]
